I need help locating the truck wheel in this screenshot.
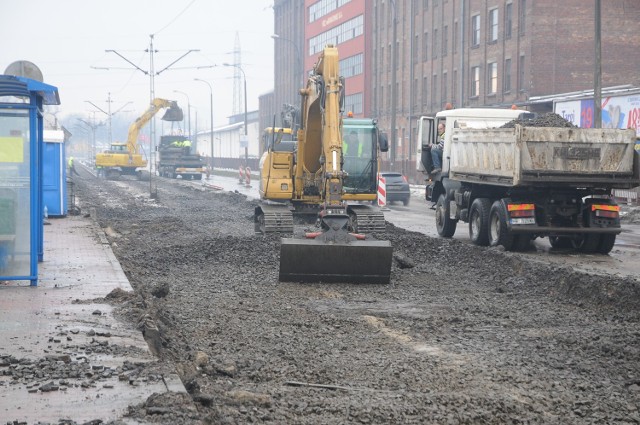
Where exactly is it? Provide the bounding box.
[596,234,616,254]
[402,197,410,206]
[435,194,457,238]
[489,200,517,251]
[571,233,601,253]
[469,198,491,246]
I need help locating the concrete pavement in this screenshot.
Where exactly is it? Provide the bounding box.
[0,214,187,423]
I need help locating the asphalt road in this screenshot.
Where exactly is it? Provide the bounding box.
[196,173,640,281]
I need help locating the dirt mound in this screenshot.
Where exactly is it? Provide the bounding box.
[501,112,577,128]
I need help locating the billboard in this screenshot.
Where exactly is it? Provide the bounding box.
[554,93,640,141]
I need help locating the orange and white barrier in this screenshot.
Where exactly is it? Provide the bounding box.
[238,165,245,184]
[245,167,252,188]
[377,174,387,208]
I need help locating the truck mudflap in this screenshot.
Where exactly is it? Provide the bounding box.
[255,204,294,233]
[347,204,386,233]
[279,213,393,284]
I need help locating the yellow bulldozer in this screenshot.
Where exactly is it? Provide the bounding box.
[256,45,393,284]
[95,98,183,179]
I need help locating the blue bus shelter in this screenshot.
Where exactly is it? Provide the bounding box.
[0,75,60,286]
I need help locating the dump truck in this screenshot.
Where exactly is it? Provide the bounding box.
[417,108,640,253]
[156,135,205,180]
[257,45,393,283]
[96,98,183,179]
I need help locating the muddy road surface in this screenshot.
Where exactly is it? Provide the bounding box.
[72,170,640,424]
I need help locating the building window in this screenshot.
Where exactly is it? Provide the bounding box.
[309,0,353,23]
[488,8,498,43]
[380,85,385,112]
[471,66,480,97]
[413,78,418,108]
[433,28,438,59]
[487,62,497,94]
[471,15,480,47]
[505,3,513,39]
[414,34,419,61]
[518,0,526,36]
[423,32,429,62]
[453,21,458,53]
[422,76,428,106]
[309,14,363,55]
[340,53,363,78]
[453,69,458,103]
[442,25,448,57]
[423,0,429,9]
[432,74,438,106]
[344,93,363,114]
[442,71,448,104]
[518,55,526,92]
[504,58,512,92]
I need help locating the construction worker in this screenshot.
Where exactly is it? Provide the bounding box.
[170,140,183,147]
[68,156,80,177]
[344,131,366,156]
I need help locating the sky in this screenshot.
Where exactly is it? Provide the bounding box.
[0,0,275,132]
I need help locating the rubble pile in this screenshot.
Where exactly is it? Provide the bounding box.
[63,172,640,424]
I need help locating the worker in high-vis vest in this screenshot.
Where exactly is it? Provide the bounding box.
[68,156,80,177]
[343,131,364,156]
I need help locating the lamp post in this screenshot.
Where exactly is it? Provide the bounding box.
[172,90,192,140]
[194,78,214,169]
[223,63,248,166]
[271,34,304,92]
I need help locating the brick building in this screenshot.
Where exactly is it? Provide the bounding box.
[268,0,640,175]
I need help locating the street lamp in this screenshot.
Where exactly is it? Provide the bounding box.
[194,78,214,169]
[271,34,304,91]
[173,90,192,141]
[223,63,248,165]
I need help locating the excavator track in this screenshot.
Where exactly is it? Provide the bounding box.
[255,205,294,233]
[348,205,386,233]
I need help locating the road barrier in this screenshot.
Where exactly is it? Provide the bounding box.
[245,167,252,188]
[238,165,245,184]
[377,174,387,209]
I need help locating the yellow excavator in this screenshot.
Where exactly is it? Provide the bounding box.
[257,45,393,284]
[95,98,183,179]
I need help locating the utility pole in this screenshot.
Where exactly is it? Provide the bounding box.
[85,93,131,145]
[594,0,602,129]
[390,0,398,171]
[105,35,198,197]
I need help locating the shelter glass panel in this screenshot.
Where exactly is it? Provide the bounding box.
[0,110,31,277]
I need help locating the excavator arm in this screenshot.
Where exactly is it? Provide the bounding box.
[125,98,183,155]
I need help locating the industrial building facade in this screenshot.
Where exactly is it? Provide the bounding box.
[265,0,640,176]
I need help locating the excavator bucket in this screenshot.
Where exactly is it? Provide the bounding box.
[161,102,184,122]
[279,215,393,284]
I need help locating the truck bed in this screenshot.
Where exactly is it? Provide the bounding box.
[449,125,639,188]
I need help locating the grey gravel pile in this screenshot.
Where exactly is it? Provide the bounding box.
[66,170,640,424]
[501,112,577,128]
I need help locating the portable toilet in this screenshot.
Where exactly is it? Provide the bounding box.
[43,129,67,216]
